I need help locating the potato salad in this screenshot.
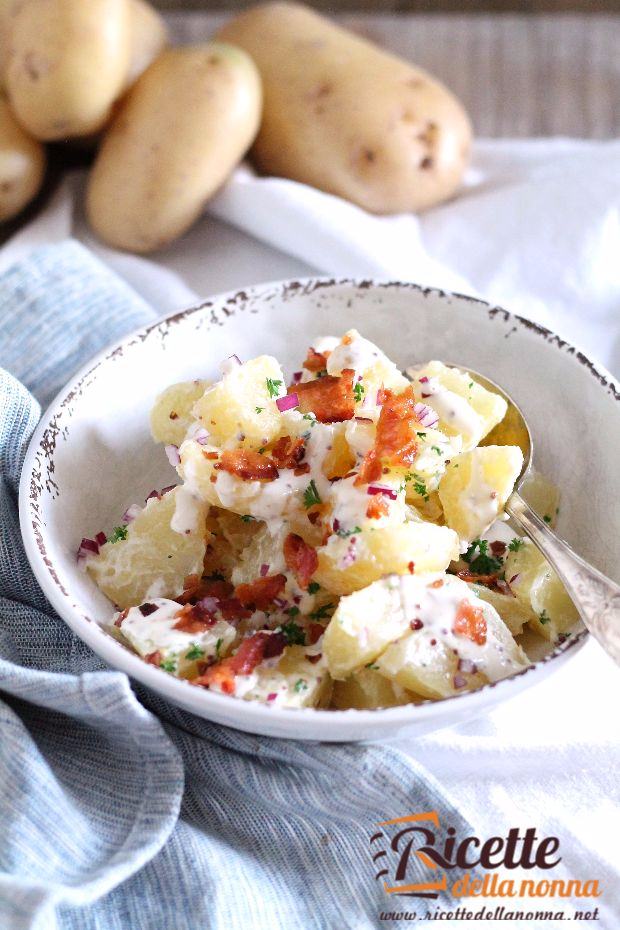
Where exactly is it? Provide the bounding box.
[80,331,578,710]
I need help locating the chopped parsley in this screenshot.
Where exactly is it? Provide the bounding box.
[109,525,128,543]
[159,658,177,673]
[286,606,300,618]
[308,581,321,595]
[353,382,365,403]
[468,381,474,389]
[412,478,429,502]
[543,514,552,524]
[336,525,361,538]
[303,479,321,509]
[431,446,442,455]
[266,377,283,398]
[280,621,306,646]
[463,538,503,575]
[294,679,308,693]
[215,637,223,658]
[539,610,550,625]
[416,432,427,439]
[302,413,316,423]
[255,406,264,414]
[310,603,334,622]
[365,662,379,670]
[240,514,255,523]
[185,644,205,661]
[508,537,524,552]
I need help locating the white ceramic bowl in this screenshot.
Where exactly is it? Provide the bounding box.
[20,279,620,742]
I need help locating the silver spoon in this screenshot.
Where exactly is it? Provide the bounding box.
[452,367,620,665]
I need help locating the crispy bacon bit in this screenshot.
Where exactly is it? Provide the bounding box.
[283,533,318,589]
[303,347,329,372]
[457,570,500,588]
[145,650,162,666]
[366,496,389,520]
[408,560,415,575]
[218,598,252,622]
[194,631,284,694]
[138,602,158,617]
[271,435,305,469]
[178,574,233,605]
[174,603,217,633]
[293,368,355,423]
[219,449,279,481]
[307,510,321,525]
[453,599,487,645]
[114,609,129,628]
[428,578,444,589]
[307,622,325,645]
[203,451,219,460]
[490,540,507,557]
[355,387,419,486]
[169,411,179,420]
[294,463,311,476]
[234,574,287,609]
[342,333,353,346]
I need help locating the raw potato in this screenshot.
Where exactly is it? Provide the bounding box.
[0,98,45,221]
[5,0,130,140]
[217,2,471,214]
[125,0,168,89]
[86,44,262,253]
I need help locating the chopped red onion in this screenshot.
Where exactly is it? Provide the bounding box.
[194,427,210,445]
[267,692,277,702]
[260,563,270,577]
[376,390,385,405]
[496,578,515,597]
[78,537,99,556]
[165,444,180,467]
[161,485,176,495]
[145,489,159,502]
[276,393,298,412]
[273,597,288,609]
[453,674,467,689]
[367,485,397,500]
[509,573,520,585]
[333,518,340,532]
[413,402,439,429]
[292,371,302,383]
[122,504,142,523]
[419,376,429,383]
[95,531,107,547]
[457,658,477,675]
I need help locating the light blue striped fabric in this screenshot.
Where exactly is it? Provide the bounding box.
[0,241,474,930]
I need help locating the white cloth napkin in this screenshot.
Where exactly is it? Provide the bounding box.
[3,138,619,928]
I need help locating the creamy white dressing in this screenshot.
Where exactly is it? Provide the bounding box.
[409,373,482,444]
[117,598,234,661]
[461,455,502,541]
[326,331,386,377]
[393,574,526,681]
[171,485,203,536]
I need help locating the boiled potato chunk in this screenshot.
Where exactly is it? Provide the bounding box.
[5,0,130,140]
[438,445,523,542]
[217,2,471,214]
[376,632,487,700]
[331,667,418,709]
[240,646,332,708]
[0,99,45,221]
[410,361,507,451]
[468,583,534,636]
[504,541,579,641]
[150,379,209,446]
[323,575,411,679]
[193,356,285,449]
[519,469,560,528]
[316,522,459,597]
[117,598,237,678]
[87,488,208,609]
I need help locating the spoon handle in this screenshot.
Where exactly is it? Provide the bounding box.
[506,491,620,665]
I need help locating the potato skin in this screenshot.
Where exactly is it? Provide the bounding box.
[217,2,472,213]
[86,44,262,253]
[5,0,130,141]
[0,98,45,221]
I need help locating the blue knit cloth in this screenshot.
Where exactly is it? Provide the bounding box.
[0,241,472,930]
